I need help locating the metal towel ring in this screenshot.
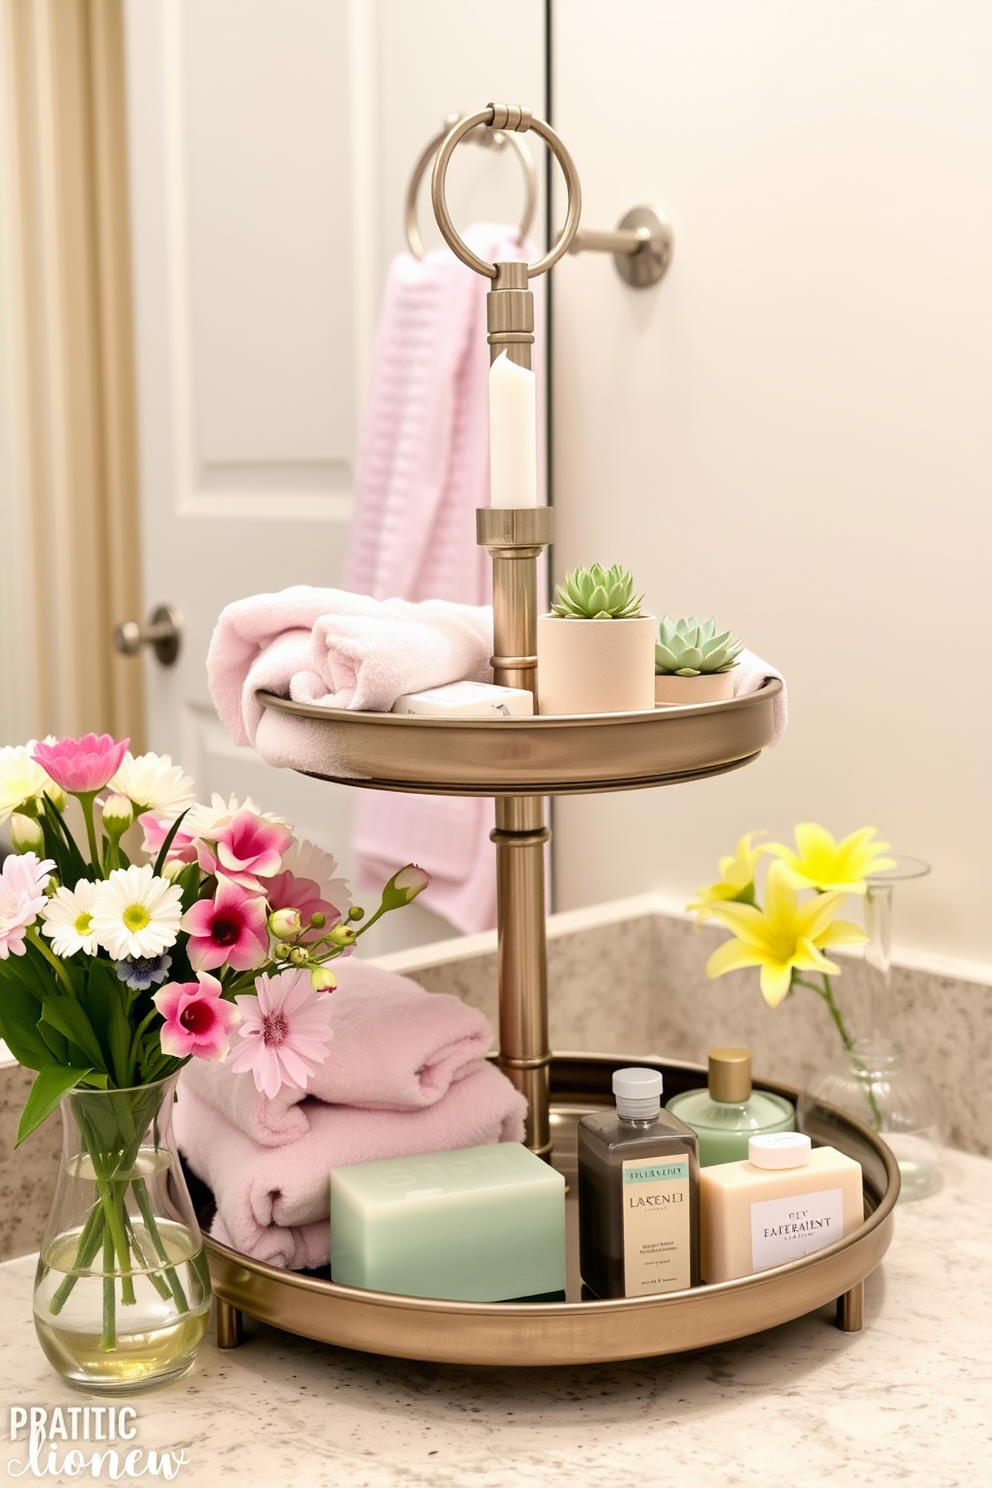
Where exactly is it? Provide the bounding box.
[431,104,582,279]
[405,114,538,262]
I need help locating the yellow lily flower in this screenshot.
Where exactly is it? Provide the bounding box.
[686,831,768,921]
[765,823,896,894]
[704,860,868,1007]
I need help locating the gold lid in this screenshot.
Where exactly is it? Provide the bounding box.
[708,1047,752,1103]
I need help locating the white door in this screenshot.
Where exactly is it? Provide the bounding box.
[123,0,546,954]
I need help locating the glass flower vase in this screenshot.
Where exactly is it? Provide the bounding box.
[798,858,946,1202]
[33,1072,212,1392]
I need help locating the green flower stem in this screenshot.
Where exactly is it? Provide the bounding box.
[77,791,102,873]
[132,1177,189,1314]
[96,1177,136,1306]
[101,1226,115,1352]
[24,927,77,999]
[124,1213,172,1303]
[128,1007,162,1074]
[793,974,883,1131]
[793,974,854,1052]
[49,1201,105,1314]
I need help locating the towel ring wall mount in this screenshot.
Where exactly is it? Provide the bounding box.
[405,113,538,261]
[423,103,672,287]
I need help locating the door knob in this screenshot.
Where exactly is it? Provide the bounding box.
[113,605,182,666]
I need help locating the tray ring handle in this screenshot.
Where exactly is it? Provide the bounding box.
[431,104,583,280]
[406,114,538,262]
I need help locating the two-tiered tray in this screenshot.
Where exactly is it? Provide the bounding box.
[204,106,897,1362]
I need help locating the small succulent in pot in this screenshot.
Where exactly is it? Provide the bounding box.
[538,563,655,715]
[654,617,743,706]
[551,564,645,620]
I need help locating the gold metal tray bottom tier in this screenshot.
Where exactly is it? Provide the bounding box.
[256,680,781,796]
[203,1054,897,1367]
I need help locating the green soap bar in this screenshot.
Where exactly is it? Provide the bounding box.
[330,1142,566,1302]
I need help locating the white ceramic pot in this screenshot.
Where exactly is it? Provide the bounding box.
[536,614,656,715]
[653,670,736,706]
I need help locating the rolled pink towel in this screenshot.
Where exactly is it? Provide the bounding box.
[206,584,493,745]
[179,958,494,1146]
[176,1061,527,1269]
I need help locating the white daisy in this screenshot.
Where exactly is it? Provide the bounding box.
[0,740,62,824]
[41,878,101,957]
[107,751,196,817]
[184,792,291,840]
[90,863,183,960]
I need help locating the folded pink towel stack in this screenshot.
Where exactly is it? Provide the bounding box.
[206,584,492,750]
[176,960,526,1269]
[180,957,494,1144]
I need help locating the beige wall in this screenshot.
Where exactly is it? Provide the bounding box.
[551,0,992,967]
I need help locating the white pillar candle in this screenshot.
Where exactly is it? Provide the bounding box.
[488,350,538,508]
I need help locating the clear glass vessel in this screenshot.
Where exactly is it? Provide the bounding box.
[798,857,946,1202]
[33,1073,212,1392]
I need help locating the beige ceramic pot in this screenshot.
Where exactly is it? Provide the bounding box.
[536,614,656,715]
[654,670,736,706]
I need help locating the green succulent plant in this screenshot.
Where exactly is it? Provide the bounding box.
[654,616,743,676]
[551,564,644,620]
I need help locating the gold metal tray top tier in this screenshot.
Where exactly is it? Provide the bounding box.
[256,680,781,797]
[206,1056,898,1366]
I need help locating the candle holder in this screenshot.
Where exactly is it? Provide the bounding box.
[433,104,582,1153]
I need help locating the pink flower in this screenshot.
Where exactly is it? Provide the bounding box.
[228,967,334,1098]
[215,809,292,879]
[0,851,55,959]
[381,863,431,908]
[154,972,239,1061]
[33,734,129,795]
[181,877,269,972]
[140,812,199,865]
[198,809,292,890]
[265,870,341,940]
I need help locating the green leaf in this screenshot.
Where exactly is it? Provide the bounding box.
[177,861,201,914]
[40,795,88,884]
[0,942,54,1000]
[82,960,132,1086]
[41,997,108,1072]
[0,978,53,1070]
[153,809,190,878]
[37,1020,71,1064]
[16,1066,92,1145]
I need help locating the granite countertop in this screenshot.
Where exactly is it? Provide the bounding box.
[1,1147,989,1488]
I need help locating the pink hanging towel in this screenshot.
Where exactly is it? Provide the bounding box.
[344,224,545,934]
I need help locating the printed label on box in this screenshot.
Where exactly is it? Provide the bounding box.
[749,1186,844,1272]
[621,1158,691,1296]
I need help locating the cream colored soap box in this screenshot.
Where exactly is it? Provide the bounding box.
[699,1137,864,1284]
[391,681,534,718]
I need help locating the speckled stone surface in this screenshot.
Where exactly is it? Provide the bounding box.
[2,899,989,1262]
[0,1064,60,1263]
[650,915,992,1158]
[1,1147,989,1488]
[395,910,657,1056]
[388,902,992,1158]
